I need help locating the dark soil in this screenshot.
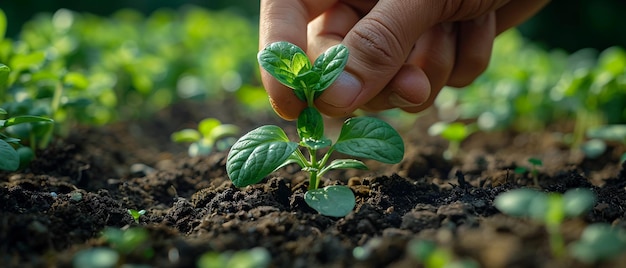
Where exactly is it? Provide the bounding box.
[2,100,626,268]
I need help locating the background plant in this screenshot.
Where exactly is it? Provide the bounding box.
[494,187,596,257]
[171,117,239,157]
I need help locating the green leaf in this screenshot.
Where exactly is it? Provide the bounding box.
[0,108,6,115]
[563,188,595,218]
[257,41,310,90]
[528,157,543,166]
[441,122,470,142]
[171,129,201,143]
[494,188,544,217]
[198,118,221,137]
[293,70,320,93]
[297,107,324,141]
[304,185,355,217]
[226,125,298,187]
[311,44,349,92]
[209,124,240,141]
[0,139,19,171]
[0,9,5,41]
[2,115,53,128]
[323,159,368,171]
[301,137,331,150]
[0,64,9,87]
[334,117,404,164]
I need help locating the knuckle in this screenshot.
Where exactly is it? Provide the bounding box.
[350,17,406,71]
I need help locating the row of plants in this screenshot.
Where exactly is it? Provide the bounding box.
[431,30,626,158]
[0,6,265,170]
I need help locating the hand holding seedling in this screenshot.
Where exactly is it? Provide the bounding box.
[259,0,549,119]
[226,42,404,217]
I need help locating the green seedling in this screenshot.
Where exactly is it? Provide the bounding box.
[171,118,240,157]
[582,124,626,159]
[197,247,271,268]
[514,157,543,186]
[127,209,146,224]
[569,223,626,264]
[407,239,479,268]
[428,121,476,160]
[494,187,596,257]
[102,227,154,259]
[226,42,404,217]
[0,107,53,171]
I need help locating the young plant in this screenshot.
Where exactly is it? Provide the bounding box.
[514,157,543,186]
[407,239,479,268]
[197,247,271,268]
[127,209,146,224]
[428,121,476,160]
[569,223,626,264]
[494,187,596,257]
[171,118,240,157]
[226,42,404,217]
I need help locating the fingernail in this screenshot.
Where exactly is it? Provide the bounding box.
[388,93,422,108]
[319,72,361,108]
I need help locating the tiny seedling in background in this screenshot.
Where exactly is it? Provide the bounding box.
[171,118,240,157]
[127,209,146,224]
[428,121,476,160]
[407,239,479,268]
[582,124,626,159]
[226,42,404,217]
[569,223,626,264]
[494,187,596,257]
[197,247,271,268]
[514,157,543,186]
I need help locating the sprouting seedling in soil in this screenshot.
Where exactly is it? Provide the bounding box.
[407,239,479,268]
[197,247,271,268]
[494,187,596,258]
[428,121,476,160]
[514,157,543,186]
[171,118,240,157]
[127,209,146,224]
[582,124,626,159]
[226,41,404,217]
[569,223,626,264]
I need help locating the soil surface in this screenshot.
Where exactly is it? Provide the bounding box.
[2,100,626,268]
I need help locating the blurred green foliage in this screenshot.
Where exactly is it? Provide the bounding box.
[0,0,258,38]
[2,0,625,52]
[1,6,261,127]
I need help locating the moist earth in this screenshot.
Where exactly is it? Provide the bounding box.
[1,101,626,268]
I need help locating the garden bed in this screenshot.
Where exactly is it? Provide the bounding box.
[2,100,625,268]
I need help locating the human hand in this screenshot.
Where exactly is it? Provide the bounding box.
[259,0,550,120]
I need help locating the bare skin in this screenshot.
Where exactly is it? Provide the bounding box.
[259,0,551,120]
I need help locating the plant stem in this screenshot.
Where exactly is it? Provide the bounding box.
[547,224,565,258]
[308,148,319,190]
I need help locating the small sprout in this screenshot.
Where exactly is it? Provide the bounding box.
[407,239,479,268]
[226,42,404,217]
[102,227,153,259]
[428,121,476,160]
[127,209,146,224]
[569,223,626,264]
[494,188,596,257]
[514,157,543,186]
[171,118,240,157]
[72,247,120,268]
[197,247,271,268]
